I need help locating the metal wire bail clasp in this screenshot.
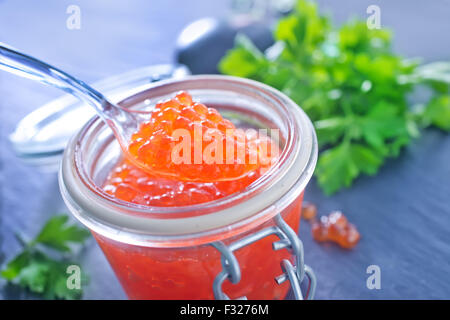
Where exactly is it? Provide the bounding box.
[211,213,317,300]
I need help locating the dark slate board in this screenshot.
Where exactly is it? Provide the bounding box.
[0,0,449,300]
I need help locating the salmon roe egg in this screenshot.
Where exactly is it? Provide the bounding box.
[311,211,360,249]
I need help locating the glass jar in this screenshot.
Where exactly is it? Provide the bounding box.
[59,75,318,300]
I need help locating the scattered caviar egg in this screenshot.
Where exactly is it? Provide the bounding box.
[301,202,317,221]
[127,91,276,182]
[311,211,360,249]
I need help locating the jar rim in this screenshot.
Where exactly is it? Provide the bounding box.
[59,75,317,247]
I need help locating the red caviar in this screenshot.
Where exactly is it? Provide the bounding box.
[99,91,304,300]
[93,197,303,299]
[103,160,263,206]
[311,211,360,249]
[127,91,277,182]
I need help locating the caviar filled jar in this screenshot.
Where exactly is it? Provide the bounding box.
[59,75,318,300]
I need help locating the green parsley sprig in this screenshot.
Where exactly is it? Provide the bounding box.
[219,0,450,195]
[1,215,91,299]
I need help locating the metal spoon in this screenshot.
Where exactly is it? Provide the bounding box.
[0,43,156,175]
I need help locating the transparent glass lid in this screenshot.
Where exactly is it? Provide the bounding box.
[9,64,190,170]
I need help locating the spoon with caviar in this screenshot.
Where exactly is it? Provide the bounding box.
[0,44,276,181]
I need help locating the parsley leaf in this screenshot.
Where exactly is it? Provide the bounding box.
[421,95,450,131]
[316,142,383,195]
[219,0,450,194]
[218,34,267,78]
[315,142,359,195]
[1,215,90,299]
[35,215,90,252]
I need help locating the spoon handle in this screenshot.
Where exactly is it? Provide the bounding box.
[0,43,136,140]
